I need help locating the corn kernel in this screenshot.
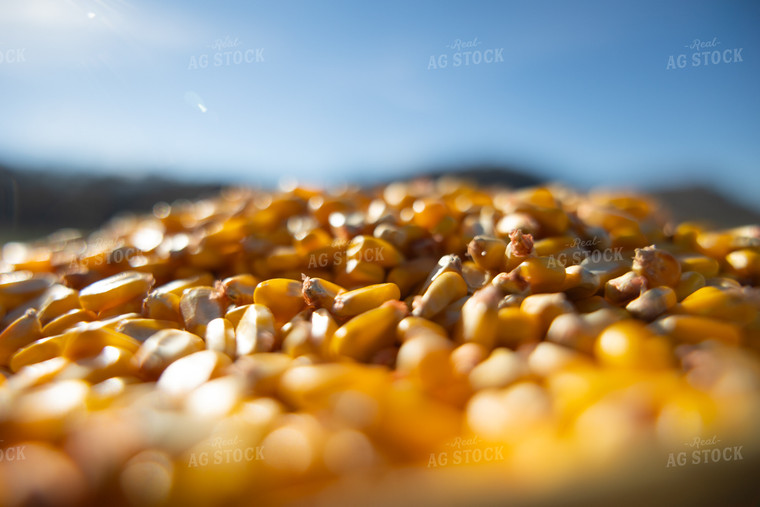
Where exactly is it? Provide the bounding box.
[132,328,205,379]
[455,285,501,350]
[412,272,467,319]
[79,271,154,313]
[632,246,681,288]
[253,279,306,324]
[0,309,42,366]
[626,287,677,321]
[330,300,407,361]
[236,304,277,355]
[333,283,401,318]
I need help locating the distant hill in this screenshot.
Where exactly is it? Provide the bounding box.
[1,164,757,244]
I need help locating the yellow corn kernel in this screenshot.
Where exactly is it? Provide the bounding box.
[153,274,215,297]
[528,341,591,377]
[236,304,276,355]
[411,199,447,229]
[450,342,488,378]
[561,265,600,300]
[335,259,386,288]
[253,278,306,324]
[632,245,681,288]
[387,257,437,298]
[36,285,81,326]
[142,290,182,322]
[294,227,333,257]
[278,363,376,411]
[726,249,760,279]
[219,274,259,306]
[308,308,338,358]
[516,204,570,236]
[346,235,404,268]
[546,313,596,354]
[333,283,401,318]
[605,271,646,305]
[626,287,677,321]
[179,286,225,337]
[396,334,454,389]
[228,352,293,397]
[63,325,141,360]
[0,309,43,366]
[116,318,180,343]
[652,315,741,346]
[496,212,540,237]
[490,270,530,297]
[674,271,706,302]
[282,320,317,357]
[574,295,615,313]
[266,246,303,272]
[461,260,489,293]
[96,297,145,320]
[433,295,469,331]
[609,226,650,250]
[469,347,527,390]
[412,272,467,319]
[132,328,205,379]
[417,254,462,296]
[157,350,232,398]
[205,318,237,358]
[9,379,89,440]
[677,254,720,278]
[518,257,566,293]
[301,276,345,309]
[57,345,135,384]
[455,285,501,350]
[9,334,68,372]
[184,374,245,417]
[679,286,757,324]
[704,276,741,289]
[0,274,52,310]
[533,236,575,257]
[672,222,705,250]
[330,300,408,361]
[581,307,627,333]
[5,356,69,390]
[397,316,448,342]
[224,304,250,327]
[580,256,629,286]
[595,320,671,369]
[520,293,574,336]
[78,271,154,313]
[695,231,734,258]
[467,235,507,271]
[496,307,541,348]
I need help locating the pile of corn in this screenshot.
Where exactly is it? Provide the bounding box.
[1,179,759,506]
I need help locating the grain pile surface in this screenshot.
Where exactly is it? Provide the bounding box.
[1,179,759,506]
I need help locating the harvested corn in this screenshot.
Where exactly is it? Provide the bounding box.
[0,179,759,506]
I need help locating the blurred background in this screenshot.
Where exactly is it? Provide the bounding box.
[0,0,758,241]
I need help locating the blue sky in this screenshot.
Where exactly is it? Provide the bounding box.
[0,0,758,207]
